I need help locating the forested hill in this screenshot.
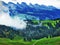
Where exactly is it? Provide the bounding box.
[0,19,60,41]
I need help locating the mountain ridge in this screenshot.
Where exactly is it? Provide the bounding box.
[1,1,60,20]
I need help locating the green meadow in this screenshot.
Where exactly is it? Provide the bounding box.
[0,36,60,45]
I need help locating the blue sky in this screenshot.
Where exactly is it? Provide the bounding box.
[1,0,60,9]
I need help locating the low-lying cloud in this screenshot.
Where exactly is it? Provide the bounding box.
[0,12,27,29]
[0,2,27,29]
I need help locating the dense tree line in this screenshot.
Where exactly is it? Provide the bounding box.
[0,20,60,41]
[19,20,60,41]
[0,25,18,40]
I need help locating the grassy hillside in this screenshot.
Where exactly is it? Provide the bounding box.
[32,19,60,29]
[34,36,60,45]
[0,36,60,45]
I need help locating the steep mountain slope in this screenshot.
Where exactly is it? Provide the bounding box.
[1,1,60,20]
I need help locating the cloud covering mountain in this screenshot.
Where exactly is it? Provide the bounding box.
[0,1,60,29]
[0,1,27,29]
